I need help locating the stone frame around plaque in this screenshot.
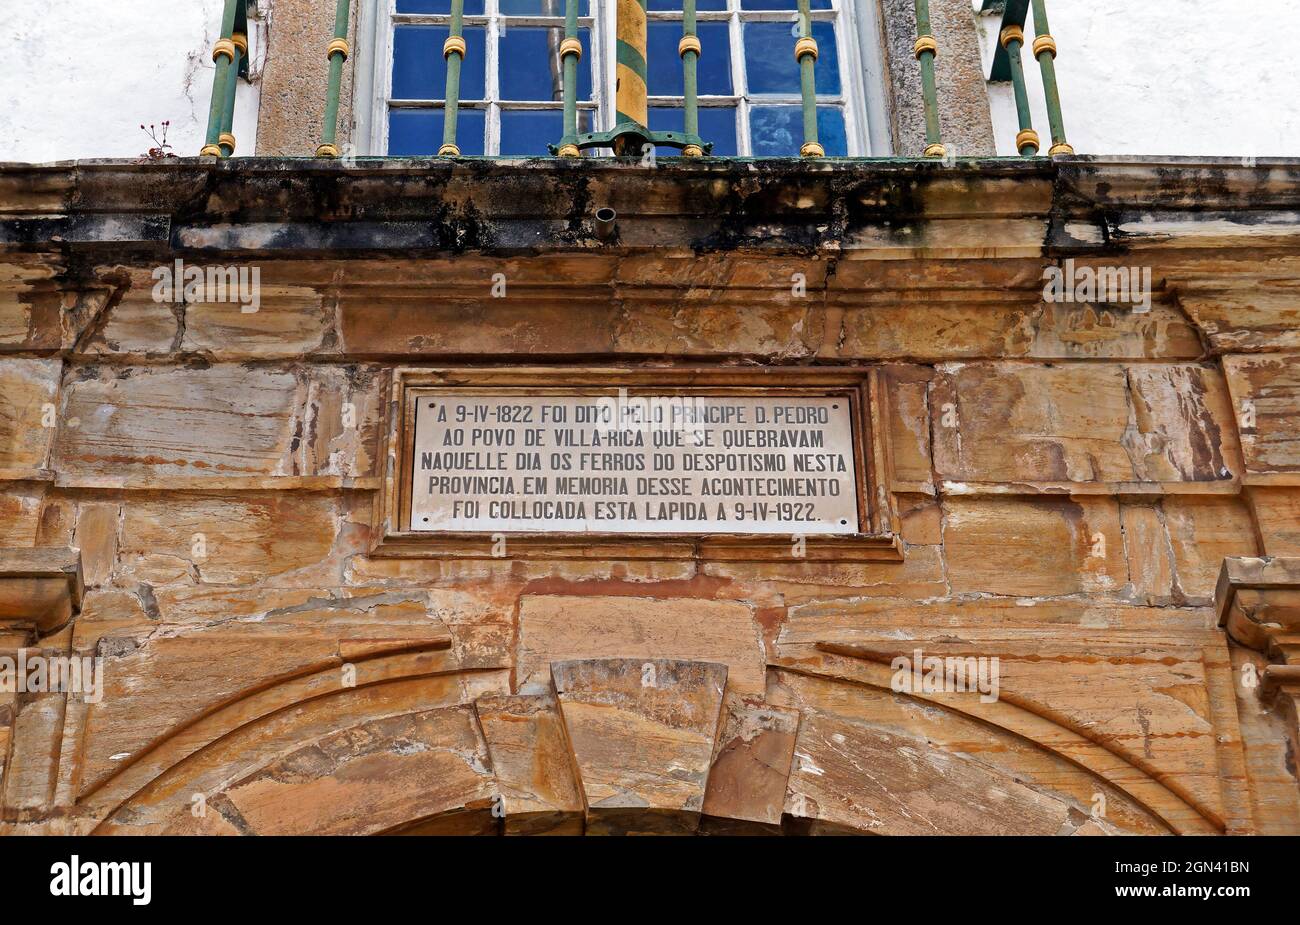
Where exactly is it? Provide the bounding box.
[370,367,902,561]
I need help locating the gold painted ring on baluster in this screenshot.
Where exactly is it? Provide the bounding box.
[1048,142,1074,156]
[327,38,350,61]
[212,38,237,62]
[1016,129,1039,153]
[913,35,937,59]
[560,37,583,60]
[438,143,461,156]
[682,144,703,157]
[219,133,237,153]
[794,37,818,62]
[232,33,248,56]
[556,144,581,157]
[999,25,1023,49]
[678,35,701,59]
[924,142,946,158]
[316,143,340,158]
[800,141,824,158]
[1032,34,1057,58]
[443,36,467,59]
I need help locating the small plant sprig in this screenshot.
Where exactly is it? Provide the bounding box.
[139,121,176,159]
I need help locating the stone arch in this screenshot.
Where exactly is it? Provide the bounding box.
[85,652,1219,835]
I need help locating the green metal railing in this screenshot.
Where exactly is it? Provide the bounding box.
[986,0,1073,156]
[317,0,354,157]
[198,0,1072,160]
[912,0,945,158]
[437,0,468,156]
[199,0,249,157]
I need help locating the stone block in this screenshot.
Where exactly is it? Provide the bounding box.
[518,595,764,695]
[552,658,727,835]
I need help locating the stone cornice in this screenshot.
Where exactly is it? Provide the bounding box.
[1,156,1298,258]
[1216,556,1300,653]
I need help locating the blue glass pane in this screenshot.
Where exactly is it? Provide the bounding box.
[392,26,487,100]
[744,21,839,95]
[649,106,738,156]
[501,0,589,12]
[647,22,731,96]
[748,105,846,156]
[500,109,593,155]
[648,0,725,8]
[398,0,486,13]
[500,110,562,155]
[499,28,592,101]
[388,108,487,155]
[741,0,830,8]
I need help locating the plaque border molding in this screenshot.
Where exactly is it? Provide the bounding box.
[370,366,902,562]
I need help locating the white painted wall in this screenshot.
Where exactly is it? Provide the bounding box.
[975,0,1300,157]
[0,0,262,163]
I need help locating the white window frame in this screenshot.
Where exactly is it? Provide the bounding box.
[354,0,889,155]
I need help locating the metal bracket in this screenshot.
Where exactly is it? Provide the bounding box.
[235,0,251,79]
[987,0,1028,82]
[549,121,713,157]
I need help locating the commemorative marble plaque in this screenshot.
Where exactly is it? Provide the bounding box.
[409,392,860,535]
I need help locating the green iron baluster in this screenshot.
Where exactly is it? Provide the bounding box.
[680,0,703,156]
[794,0,821,157]
[218,32,246,156]
[912,0,944,158]
[556,0,582,156]
[999,25,1038,155]
[201,0,240,156]
[440,0,467,156]
[1030,0,1072,155]
[317,0,353,157]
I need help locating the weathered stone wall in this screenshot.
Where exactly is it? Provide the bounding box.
[257,0,360,156]
[0,157,1297,835]
[879,0,996,157]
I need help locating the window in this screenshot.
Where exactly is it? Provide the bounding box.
[359,0,878,156]
[383,0,598,156]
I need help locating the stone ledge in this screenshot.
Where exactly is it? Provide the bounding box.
[0,547,83,636]
[1216,556,1300,652]
[3,157,1298,258]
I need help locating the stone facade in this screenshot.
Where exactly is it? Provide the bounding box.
[0,155,1298,835]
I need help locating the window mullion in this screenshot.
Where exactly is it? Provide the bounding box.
[834,0,863,155]
[379,0,398,155]
[486,0,501,153]
[730,4,748,156]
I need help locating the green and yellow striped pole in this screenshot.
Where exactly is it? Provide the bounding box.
[440,0,467,156]
[794,0,821,157]
[201,0,240,156]
[613,0,649,155]
[912,0,945,158]
[999,25,1038,155]
[1030,0,1072,155]
[317,0,352,157]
